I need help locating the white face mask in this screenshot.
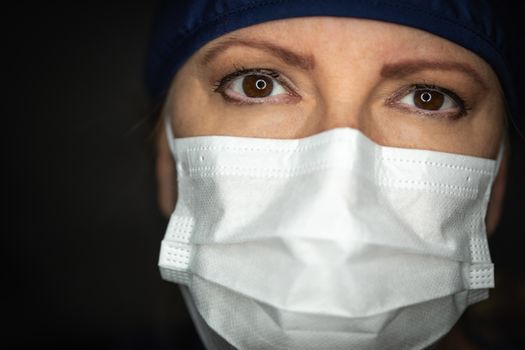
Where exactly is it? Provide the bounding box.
[159,120,502,350]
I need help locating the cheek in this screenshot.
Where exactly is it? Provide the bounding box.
[465,100,505,159]
[365,103,504,159]
[169,73,218,137]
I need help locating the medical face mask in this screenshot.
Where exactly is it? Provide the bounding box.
[158,120,502,350]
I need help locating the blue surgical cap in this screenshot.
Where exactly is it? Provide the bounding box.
[145,0,517,121]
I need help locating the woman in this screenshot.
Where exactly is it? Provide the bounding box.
[146,1,515,349]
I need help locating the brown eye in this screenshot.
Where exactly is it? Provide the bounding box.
[398,85,461,114]
[413,89,445,110]
[215,68,294,104]
[242,74,274,97]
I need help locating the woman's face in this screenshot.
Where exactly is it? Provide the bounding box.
[165,17,505,159]
[157,18,509,347]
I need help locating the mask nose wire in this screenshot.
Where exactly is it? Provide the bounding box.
[162,112,505,177]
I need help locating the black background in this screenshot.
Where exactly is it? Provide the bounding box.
[7,1,525,349]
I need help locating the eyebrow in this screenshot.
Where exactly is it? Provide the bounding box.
[201,38,315,70]
[380,59,488,89]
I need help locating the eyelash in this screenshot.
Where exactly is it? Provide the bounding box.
[213,67,471,118]
[214,67,279,90]
[386,83,471,119]
[213,67,297,104]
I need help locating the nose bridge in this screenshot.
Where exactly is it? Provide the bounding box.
[310,34,378,133]
[313,70,373,133]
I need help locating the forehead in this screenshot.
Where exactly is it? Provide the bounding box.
[198,17,494,77]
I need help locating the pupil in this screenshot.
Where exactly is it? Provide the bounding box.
[243,74,273,98]
[414,89,444,110]
[421,92,432,102]
[255,79,267,90]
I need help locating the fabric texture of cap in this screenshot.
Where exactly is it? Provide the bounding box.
[144,0,517,122]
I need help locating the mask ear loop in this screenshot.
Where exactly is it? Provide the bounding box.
[494,136,506,176]
[163,114,177,155]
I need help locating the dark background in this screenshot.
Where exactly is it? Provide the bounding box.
[7,1,525,349]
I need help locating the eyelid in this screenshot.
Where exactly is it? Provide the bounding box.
[385,83,470,119]
[214,67,300,104]
[214,68,276,89]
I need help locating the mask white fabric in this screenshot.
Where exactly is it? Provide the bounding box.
[159,121,501,350]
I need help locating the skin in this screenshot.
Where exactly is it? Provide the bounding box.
[154,17,509,348]
[157,17,507,226]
